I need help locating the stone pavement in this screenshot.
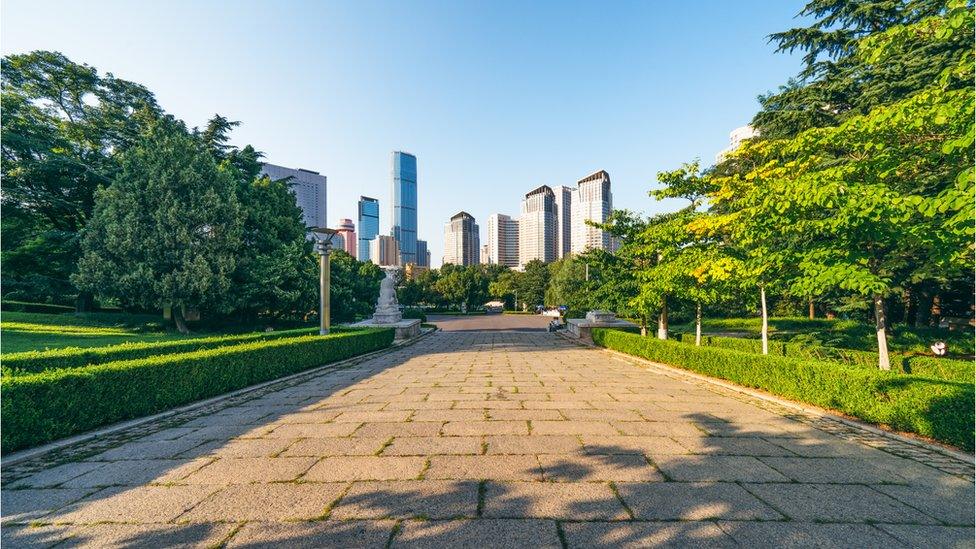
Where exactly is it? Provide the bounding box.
[2,323,974,548]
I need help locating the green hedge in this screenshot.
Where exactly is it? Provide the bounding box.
[672,333,973,383]
[594,328,974,451]
[1,328,393,453]
[1,301,76,314]
[2,327,320,376]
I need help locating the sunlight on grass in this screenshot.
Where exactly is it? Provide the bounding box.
[1,322,135,336]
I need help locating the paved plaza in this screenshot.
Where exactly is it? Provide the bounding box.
[2,316,973,547]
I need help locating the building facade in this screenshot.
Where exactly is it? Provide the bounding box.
[415,239,430,268]
[369,234,400,267]
[391,151,418,265]
[553,185,573,259]
[259,164,327,231]
[443,211,480,266]
[485,213,520,267]
[336,218,357,257]
[715,125,759,163]
[519,185,558,266]
[571,170,614,253]
[357,196,380,262]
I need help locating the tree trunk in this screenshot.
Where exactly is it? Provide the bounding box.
[695,302,702,346]
[173,305,190,334]
[915,284,934,327]
[808,296,815,320]
[657,298,668,340]
[760,285,769,355]
[874,294,890,370]
[75,292,94,313]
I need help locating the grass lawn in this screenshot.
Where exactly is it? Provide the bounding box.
[669,316,973,357]
[1,312,207,354]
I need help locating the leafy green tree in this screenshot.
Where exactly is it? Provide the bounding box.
[434,265,489,310]
[73,115,241,333]
[516,260,550,310]
[1,51,160,306]
[329,251,383,322]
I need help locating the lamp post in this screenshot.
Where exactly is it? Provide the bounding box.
[311,227,338,335]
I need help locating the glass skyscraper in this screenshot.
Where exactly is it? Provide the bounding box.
[357,196,380,262]
[391,151,418,265]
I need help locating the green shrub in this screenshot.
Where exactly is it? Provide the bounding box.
[2,327,320,376]
[1,328,393,453]
[903,356,974,384]
[401,308,427,323]
[593,328,974,451]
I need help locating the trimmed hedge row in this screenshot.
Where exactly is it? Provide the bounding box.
[1,328,394,453]
[594,328,974,450]
[2,327,320,376]
[672,333,973,383]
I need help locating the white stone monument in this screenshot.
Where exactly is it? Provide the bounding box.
[353,267,421,340]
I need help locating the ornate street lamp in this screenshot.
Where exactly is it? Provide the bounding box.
[311,227,338,335]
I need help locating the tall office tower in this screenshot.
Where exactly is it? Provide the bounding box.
[485,213,520,267]
[357,196,380,262]
[443,211,480,266]
[552,186,573,258]
[480,245,490,265]
[370,235,400,267]
[391,151,418,265]
[260,164,327,230]
[519,185,558,266]
[571,170,615,253]
[336,218,357,257]
[415,240,430,268]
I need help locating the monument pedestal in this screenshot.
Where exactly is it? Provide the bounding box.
[566,310,636,343]
[351,266,421,341]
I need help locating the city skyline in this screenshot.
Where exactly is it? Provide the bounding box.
[1,1,807,268]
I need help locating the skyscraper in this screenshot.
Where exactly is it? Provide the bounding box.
[370,235,400,267]
[443,211,480,266]
[391,151,418,265]
[485,213,519,267]
[715,125,759,163]
[519,185,557,266]
[553,186,573,259]
[415,239,430,268]
[357,196,379,262]
[571,170,615,253]
[259,164,327,231]
[336,218,357,257]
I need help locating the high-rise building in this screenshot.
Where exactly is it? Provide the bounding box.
[443,211,480,266]
[553,186,573,258]
[715,125,759,163]
[391,151,418,265]
[357,196,380,262]
[519,185,557,266]
[336,218,357,257]
[260,164,327,231]
[480,245,490,265]
[571,170,615,253]
[370,235,400,267]
[485,213,519,267]
[415,239,430,268]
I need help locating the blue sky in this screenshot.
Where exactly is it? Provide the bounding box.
[2,0,806,266]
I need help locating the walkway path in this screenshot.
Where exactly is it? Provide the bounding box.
[2,319,973,547]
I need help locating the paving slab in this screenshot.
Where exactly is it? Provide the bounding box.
[330,480,479,519]
[3,325,971,548]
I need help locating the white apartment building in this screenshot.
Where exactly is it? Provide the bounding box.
[259,164,327,230]
[715,124,759,163]
[519,185,558,266]
[571,170,615,254]
[485,213,520,268]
